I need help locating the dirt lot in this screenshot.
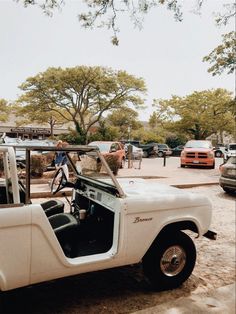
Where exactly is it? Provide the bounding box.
[2,185,235,314]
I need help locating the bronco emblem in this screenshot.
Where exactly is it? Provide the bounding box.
[133,217,153,223]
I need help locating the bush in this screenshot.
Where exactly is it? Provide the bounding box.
[30,154,47,178]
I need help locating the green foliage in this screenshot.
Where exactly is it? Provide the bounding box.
[58,130,84,145]
[88,124,119,142]
[132,128,164,143]
[153,89,235,140]
[18,0,63,16]
[18,1,236,45]
[15,102,67,136]
[18,66,146,142]
[0,99,11,122]
[106,107,142,139]
[203,32,236,76]
[19,0,183,44]
[165,135,186,148]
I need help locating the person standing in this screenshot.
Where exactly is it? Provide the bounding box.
[54,140,69,180]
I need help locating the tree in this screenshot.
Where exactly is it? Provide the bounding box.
[132,127,164,143]
[18,1,236,44]
[0,99,11,122]
[203,31,236,76]
[148,105,174,141]
[152,89,235,140]
[106,107,142,139]
[88,120,120,142]
[18,66,146,143]
[15,103,67,137]
[18,0,183,44]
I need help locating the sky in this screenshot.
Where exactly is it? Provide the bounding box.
[0,0,235,121]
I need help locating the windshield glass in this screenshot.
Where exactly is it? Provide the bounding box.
[0,145,124,205]
[88,142,111,153]
[185,140,212,149]
[228,144,236,150]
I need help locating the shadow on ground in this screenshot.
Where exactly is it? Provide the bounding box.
[1,264,201,314]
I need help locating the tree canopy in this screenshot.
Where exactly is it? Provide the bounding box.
[18,66,146,143]
[0,99,11,122]
[203,31,236,76]
[152,89,235,140]
[106,107,142,139]
[15,103,67,137]
[18,1,236,44]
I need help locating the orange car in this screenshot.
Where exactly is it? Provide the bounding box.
[180,140,215,169]
[89,141,126,168]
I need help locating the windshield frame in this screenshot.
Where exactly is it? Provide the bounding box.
[2,144,125,203]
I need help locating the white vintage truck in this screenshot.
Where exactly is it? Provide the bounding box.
[0,145,216,295]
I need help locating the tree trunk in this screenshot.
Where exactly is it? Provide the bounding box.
[74,120,86,144]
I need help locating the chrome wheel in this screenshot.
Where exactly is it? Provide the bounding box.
[160,245,186,277]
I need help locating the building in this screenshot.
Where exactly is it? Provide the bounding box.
[0,114,70,140]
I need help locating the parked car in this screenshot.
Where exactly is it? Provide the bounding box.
[225,143,236,159]
[0,136,22,145]
[122,141,158,158]
[0,145,216,294]
[219,156,236,194]
[180,140,215,169]
[171,145,184,157]
[0,139,56,168]
[155,144,172,157]
[124,144,143,160]
[213,144,226,158]
[88,141,126,168]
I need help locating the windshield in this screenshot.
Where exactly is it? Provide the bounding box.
[88,142,111,153]
[185,140,212,149]
[228,144,236,150]
[0,145,124,199]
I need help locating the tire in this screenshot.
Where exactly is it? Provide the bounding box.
[158,151,164,157]
[143,231,196,291]
[180,164,185,168]
[143,151,148,158]
[0,291,8,313]
[209,162,215,169]
[222,187,235,194]
[215,151,222,158]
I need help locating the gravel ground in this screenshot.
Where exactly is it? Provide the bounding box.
[2,185,235,314]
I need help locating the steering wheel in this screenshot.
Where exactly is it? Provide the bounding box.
[51,167,68,195]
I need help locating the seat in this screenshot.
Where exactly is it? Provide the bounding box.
[48,213,79,257]
[41,199,65,217]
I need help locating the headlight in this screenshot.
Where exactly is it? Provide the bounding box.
[181,151,185,157]
[208,152,214,158]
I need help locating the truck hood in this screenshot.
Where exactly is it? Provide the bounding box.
[117,178,211,209]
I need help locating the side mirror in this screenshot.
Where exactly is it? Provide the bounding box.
[110,148,117,153]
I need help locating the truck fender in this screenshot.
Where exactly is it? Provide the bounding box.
[144,220,199,257]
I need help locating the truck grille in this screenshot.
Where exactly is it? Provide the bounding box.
[186,152,208,159]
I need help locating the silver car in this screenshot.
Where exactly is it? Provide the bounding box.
[219,156,236,194]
